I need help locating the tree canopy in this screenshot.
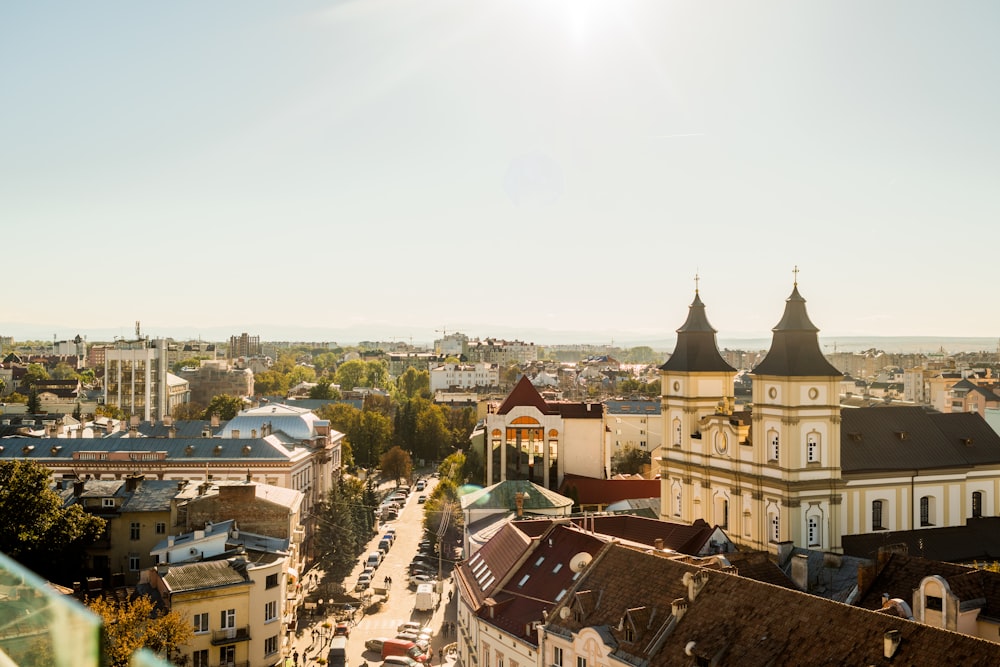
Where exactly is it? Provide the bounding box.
[0,460,106,582]
[203,394,244,421]
[87,594,192,667]
[380,446,413,483]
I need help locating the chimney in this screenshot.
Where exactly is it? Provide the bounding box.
[791,553,809,591]
[73,480,85,496]
[168,426,176,439]
[883,630,901,658]
[671,598,688,623]
[211,414,219,428]
[654,538,664,550]
[125,474,144,493]
[515,492,524,518]
[232,429,240,439]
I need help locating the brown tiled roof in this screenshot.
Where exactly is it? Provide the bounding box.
[456,522,532,608]
[496,375,553,415]
[548,543,1000,666]
[857,553,1000,619]
[843,518,1000,563]
[841,407,1000,472]
[558,474,662,506]
[723,551,799,590]
[548,402,603,419]
[567,515,722,555]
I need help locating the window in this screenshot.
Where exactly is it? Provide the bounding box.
[220,609,235,629]
[498,654,504,667]
[714,496,729,529]
[220,646,235,667]
[973,491,984,519]
[872,500,885,531]
[483,644,490,667]
[129,554,140,571]
[674,490,682,517]
[920,496,935,527]
[265,600,277,622]
[623,624,634,642]
[192,650,209,667]
[266,573,279,589]
[806,433,819,463]
[770,512,780,542]
[577,657,587,667]
[769,431,780,461]
[194,612,209,634]
[265,635,278,656]
[130,522,140,540]
[553,646,563,667]
[102,498,115,508]
[673,419,682,447]
[155,522,166,534]
[807,516,820,547]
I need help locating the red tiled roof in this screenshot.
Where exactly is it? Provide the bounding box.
[559,474,661,506]
[456,522,533,608]
[496,375,553,415]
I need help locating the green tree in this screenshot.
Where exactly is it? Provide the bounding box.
[26,389,40,414]
[50,362,79,380]
[78,368,96,387]
[422,477,463,548]
[335,360,367,391]
[623,346,659,364]
[202,394,244,421]
[341,477,375,554]
[0,460,106,582]
[171,401,206,420]
[96,404,124,419]
[610,445,651,476]
[414,403,449,462]
[314,480,358,581]
[87,594,193,667]
[462,445,485,486]
[313,352,339,375]
[253,369,289,396]
[437,451,466,485]
[380,446,413,484]
[288,364,318,386]
[501,365,522,388]
[170,357,204,373]
[365,359,390,389]
[22,363,50,387]
[396,368,430,400]
[309,381,341,400]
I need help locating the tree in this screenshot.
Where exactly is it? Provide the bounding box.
[170,357,204,373]
[422,477,463,548]
[171,401,206,420]
[501,365,522,388]
[623,346,659,364]
[87,594,193,667]
[610,445,651,476]
[253,369,289,396]
[96,404,124,419]
[50,362,79,380]
[364,359,389,389]
[309,381,341,400]
[380,446,413,484]
[396,368,430,400]
[414,403,448,463]
[0,460,105,582]
[341,477,375,554]
[26,389,40,414]
[335,360,367,391]
[22,363,50,388]
[354,410,392,469]
[313,480,358,581]
[288,364,317,386]
[202,394,244,421]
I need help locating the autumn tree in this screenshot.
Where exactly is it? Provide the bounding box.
[380,446,413,484]
[0,460,106,583]
[87,594,193,667]
[202,394,245,421]
[171,401,206,420]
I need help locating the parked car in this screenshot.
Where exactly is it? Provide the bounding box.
[335,622,350,638]
[365,637,392,653]
[409,574,435,587]
[417,494,427,504]
[397,622,433,637]
[383,656,421,667]
[356,572,372,591]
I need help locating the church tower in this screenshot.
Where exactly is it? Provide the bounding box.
[750,273,844,552]
[659,285,737,527]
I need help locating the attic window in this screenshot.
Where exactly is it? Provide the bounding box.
[534,557,545,567]
[555,589,567,602]
[517,574,530,588]
[623,625,634,643]
[552,563,563,574]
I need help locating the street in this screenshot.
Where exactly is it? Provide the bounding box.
[289,474,458,667]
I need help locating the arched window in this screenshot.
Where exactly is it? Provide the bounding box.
[806,432,820,463]
[714,494,729,529]
[807,515,820,547]
[769,511,780,542]
[675,490,682,517]
[768,430,780,462]
[920,496,936,527]
[673,418,682,447]
[972,491,984,519]
[872,500,885,531]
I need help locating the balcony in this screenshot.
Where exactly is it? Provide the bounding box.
[210,626,251,645]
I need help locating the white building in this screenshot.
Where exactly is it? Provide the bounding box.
[429,362,499,393]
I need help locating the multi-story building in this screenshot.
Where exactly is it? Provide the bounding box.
[228,333,262,359]
[103,337,171,421]
[604,399,662,465]
[471,376,604,488]
[467,338,538,366]
[429,362,499,393]
[658,283,1000,555]
[434,332,469,357]
[177,360,254,406]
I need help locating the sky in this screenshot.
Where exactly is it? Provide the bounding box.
[2,1,999,345]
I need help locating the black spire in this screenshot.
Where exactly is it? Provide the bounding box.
[752,283,841,377]
[660,290,736,373]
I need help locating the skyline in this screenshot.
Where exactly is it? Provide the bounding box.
[3,2,999,340]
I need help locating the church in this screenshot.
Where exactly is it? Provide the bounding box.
[658,278,1000,553]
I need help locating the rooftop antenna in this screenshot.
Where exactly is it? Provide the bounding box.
[135,321,141,339]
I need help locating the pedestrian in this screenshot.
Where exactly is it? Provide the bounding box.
[439,649,444,664]
[293,650,299,665]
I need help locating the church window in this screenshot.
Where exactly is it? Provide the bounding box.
[769,512,780,542]
[806,432,819,463]
[973,491,983,518]
[675,490,682,517]
[920,496,935,527]
[673,419,682,447]
[768,430,779,462]
[714,495,729,529]
[872,500,885,531]
[807,516,820,547]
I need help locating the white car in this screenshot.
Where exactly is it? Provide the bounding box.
[397,622,433,637]
[355,572,372,591]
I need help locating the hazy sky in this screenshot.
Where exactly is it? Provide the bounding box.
[3,1,999,343]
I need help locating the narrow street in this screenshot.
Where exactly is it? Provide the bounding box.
[288,473,458,667]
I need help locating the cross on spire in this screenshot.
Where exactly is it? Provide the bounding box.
[694,270,700,293]
[792,265,799,287]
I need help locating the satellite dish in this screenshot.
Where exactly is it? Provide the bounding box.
[570,552,592,573]
[559,607,571,619]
